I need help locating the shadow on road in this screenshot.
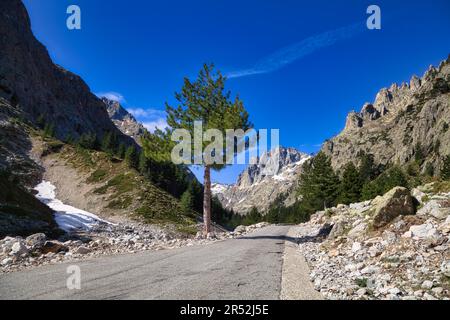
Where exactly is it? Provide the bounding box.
[238,235,299,244]
[238,224,333,245]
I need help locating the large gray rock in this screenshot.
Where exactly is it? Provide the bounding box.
[408,223,439,240]
[25,233,47,250]
[10,240,29,256]
[372,187,416,228]
[441,261,450,277]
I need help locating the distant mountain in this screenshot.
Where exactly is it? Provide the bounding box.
[322,56,450,174]
[102,98,146,144]
[212,147,310,214]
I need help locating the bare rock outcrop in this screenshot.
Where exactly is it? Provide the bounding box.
[323,56,450,174]
[0,0,134,145]
[102,98,147,144]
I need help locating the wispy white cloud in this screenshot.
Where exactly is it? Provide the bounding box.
[127,108,166,119]
[227,22,364,79]
[142,119,169,133]
[128,108,168,133]
[96,91,126,103]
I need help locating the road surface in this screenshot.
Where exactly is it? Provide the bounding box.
[0,225,317,300]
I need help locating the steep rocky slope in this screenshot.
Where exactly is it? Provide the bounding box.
[30,136,197,231]
[0,0,133,145]
[212,147,310,214]
[102,98,147,144]
[0,97,60,237]
[0,0,196,238]
[322,57,450,173]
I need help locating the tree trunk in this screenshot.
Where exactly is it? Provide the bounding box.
[203,165,212,235]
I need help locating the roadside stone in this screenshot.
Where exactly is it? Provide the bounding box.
[352,242,362,253]
[1,257,13,266]
[348,223,367,238]
[421,280,434,290]
[25,233,47,250]
[441,261,450,277]
[372,187,416,229]
[328,221,345,239]
[10,241,29,256]
[234,225,246,234]
[409,223,439,240]
[41,241,69,254]
[75,246,92,255]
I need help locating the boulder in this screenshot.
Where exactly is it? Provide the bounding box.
[75,246,92,255]
[438,216,450,234]
[441,261,450,277]
[411,188,427,204]
[10,241,29,256]
[41,241,69,254]
[328,221,345,239]
[352,242,362,253]
[418,200,450,220]
[348,223,368,238]
[409,223,439,240]
[421,280,434,290]
[372,187,416,228]
[234,225,247,234]
[25,233,47,250]
[1,257,13,266]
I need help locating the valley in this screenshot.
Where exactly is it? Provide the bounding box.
[0,0,449,302]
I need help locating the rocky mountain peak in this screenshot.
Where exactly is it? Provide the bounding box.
[325,55,450,172]
[101,97,146,144]
[237,147,309,188]
[213,147,310,214]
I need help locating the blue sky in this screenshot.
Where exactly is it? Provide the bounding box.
[23,0,450,184]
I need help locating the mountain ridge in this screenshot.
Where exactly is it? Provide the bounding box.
[212,147,310,214]
[322,56,450,173]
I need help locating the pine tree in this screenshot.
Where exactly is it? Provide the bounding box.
[414,143,425,165]
[385,166,408,190]
[124,145,137,168]
[160,64,251,235]
[442,155,450,180]
[117,143,126,159]
[77,132,97,149]
[101,131,113,153]
[338,162,363,205]
[358,153,376,182]
[243,207,262,225]
[180,185,195,212]
[43,123,55,138]
[361,166,408,200]
[298,152,340,213]
[138,151,148,174]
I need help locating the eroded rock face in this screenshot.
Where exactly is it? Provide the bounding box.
[372,187,416,228]
[212,147,311,214]
[0,0,134,145]
[322,56,450,174]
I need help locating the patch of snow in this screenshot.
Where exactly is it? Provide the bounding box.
[34,181,114,232]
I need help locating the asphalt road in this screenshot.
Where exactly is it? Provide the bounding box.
[0,225,295,300]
